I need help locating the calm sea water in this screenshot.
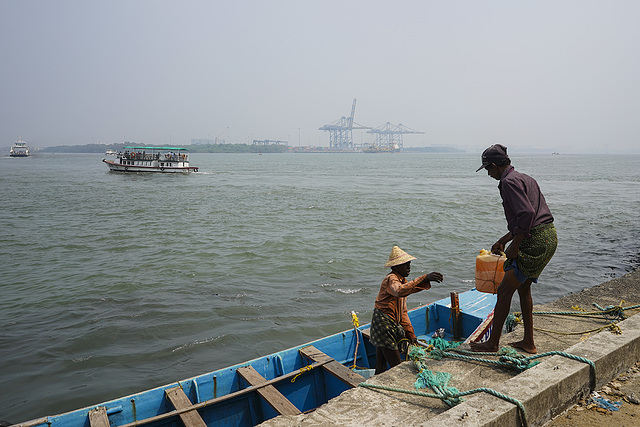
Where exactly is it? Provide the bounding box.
[1,152,639,422]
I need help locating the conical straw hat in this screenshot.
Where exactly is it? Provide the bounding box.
[384,245,417,268]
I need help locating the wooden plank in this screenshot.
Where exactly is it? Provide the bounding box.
[361,328,370,339]
[88,407,109,427]
[165,387,207,427]
[299,346,365,388]
[117,361,329,427]
[237,366,301,416]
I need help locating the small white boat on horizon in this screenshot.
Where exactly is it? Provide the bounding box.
[102,146,199,173]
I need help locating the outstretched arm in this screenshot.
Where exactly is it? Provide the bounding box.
[411,272,443,293]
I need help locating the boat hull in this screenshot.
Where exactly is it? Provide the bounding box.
[16,289,495,427]
[102,159,198,173]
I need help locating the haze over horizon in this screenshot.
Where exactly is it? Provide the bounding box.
[2,1,639,154]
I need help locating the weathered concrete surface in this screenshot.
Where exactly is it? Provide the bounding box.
[260,269,640,427]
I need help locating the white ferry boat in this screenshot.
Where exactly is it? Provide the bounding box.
[102,146,199,173]
[9,137,30,157]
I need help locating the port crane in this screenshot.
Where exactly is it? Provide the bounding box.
[366,122,424,151]
[215,127,230,144]
[319,99,371,149]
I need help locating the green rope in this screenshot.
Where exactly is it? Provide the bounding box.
[524,302,640,322]
[435,346,596,389]
[356,345,532,426]
[365,339,596,426]
[410,345,461,406]
[425,336,463,350]
[525,350,597,390]
[430,347,540,371]
[504,301,639,334]
[358,382,528,427]
[505,313,519,333]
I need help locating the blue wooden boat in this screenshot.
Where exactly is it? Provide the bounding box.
[15,289,496,427]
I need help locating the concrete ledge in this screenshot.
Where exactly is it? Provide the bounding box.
[260,270,640,427]
[425,313,640,426]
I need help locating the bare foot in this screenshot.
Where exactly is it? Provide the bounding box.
[509,340,537,354]
[469,341,499,353]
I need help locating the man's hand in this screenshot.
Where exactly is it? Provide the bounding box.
[491,240,505,255]
[493,232,512,255]
[427,272,443,283]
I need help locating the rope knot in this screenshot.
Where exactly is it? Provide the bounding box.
[291,365,314,383]
[351,311,360,327]
[608,306,626,321]
[608,323,622,335]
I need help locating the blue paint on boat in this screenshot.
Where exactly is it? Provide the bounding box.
[19,289,495,427]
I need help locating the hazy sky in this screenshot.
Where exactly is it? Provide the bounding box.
[2,1,639,153]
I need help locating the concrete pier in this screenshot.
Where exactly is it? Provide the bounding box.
[261,269,640,426]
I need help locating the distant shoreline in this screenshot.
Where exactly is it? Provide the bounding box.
[34,143,465,154]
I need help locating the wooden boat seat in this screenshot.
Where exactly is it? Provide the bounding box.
[88,407,109,427]
[299,346,365,388]
[165,386,207,427]
[237,366,301,416]
[360,328,370,340]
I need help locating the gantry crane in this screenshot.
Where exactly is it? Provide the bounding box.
[319,99,371,149]
[366,122,424,151]
[215,127,230,144]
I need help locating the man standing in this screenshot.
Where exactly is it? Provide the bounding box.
[470,144,557,354]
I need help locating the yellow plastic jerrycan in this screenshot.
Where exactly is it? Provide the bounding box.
[475,249,507,294]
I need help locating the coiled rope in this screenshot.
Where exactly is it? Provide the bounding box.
[507,312,623,336]
[525,301,640,321]
[428,346,540,372]
[504,300,638,335]
[358,383,529,426]
[430,345,597,390]
[359,344,530,426]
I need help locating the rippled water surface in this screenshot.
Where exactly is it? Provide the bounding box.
[1,152,638,422]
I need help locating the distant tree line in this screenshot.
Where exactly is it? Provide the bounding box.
[39,143,459,154]
[41,143,125,153]
[40,143,289,154]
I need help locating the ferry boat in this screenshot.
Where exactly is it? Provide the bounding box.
[102,146,198,173]
[9,137,30,157]
[12,288,495,427]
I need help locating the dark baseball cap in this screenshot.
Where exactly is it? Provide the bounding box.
[476,144,509,172]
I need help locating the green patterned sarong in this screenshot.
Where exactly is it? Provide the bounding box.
[370,308,407,352]
[504,222,557,281]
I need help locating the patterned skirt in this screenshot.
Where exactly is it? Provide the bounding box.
[369,308,407,352]
[504,222,558,280]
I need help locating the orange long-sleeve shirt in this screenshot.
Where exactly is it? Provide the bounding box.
[374,272,430,341]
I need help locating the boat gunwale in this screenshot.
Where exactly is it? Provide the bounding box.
[14,289,495,427]
[15,360,331,427]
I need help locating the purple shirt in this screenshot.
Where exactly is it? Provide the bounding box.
[498,166,554,237]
